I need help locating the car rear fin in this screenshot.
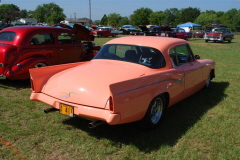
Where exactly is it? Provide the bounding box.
[30,62,82,92]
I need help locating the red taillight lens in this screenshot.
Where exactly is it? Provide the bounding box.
[109,96,113,112]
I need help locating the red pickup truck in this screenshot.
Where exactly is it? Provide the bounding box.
[203,27,234,43]
[91,27,119,37]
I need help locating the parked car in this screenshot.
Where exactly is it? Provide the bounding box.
[193,30,205,38]
[117,29,130,35]
[0,24,99,80]
[160,28,188,40]
[91,27,118,37]
[138,25,162,36]
[186,32,193,38]
[30,36,215,130]
[0,22,10,30]
[203,27,234,43]
[128,29,142,35]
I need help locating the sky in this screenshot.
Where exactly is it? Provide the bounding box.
[1,0,240,21]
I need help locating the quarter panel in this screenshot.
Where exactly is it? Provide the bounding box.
[110,69,185,123]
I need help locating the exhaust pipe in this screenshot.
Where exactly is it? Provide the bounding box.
[44,108,58,113]
[88,120,105,128]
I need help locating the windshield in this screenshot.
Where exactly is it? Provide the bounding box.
[0,31,16,41]
[94,44,166,69]
[211,28,230,32]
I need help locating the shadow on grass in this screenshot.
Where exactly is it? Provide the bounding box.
[63,81,229,152]
[0,79,31,89]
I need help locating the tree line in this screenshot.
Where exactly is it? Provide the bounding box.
[0,3,240,31]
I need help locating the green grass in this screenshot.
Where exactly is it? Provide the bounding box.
[1,36,240,160]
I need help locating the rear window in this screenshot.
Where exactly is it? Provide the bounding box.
[0,31,16,41]
[94,44,166,69]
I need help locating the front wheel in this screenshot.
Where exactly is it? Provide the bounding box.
[139,95,166,130]
[205,74,211,89]
[33,63,47,68]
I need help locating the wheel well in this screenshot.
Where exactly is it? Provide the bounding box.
[210,69,215,80]
[162,92,170,108]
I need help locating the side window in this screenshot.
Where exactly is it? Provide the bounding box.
[58,33,77,44]
[169,45,194,67]
[94,44,165,69]
[0,32,16,41]
[30,33,55,45]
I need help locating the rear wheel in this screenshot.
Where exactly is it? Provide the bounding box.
[228,39,232,43]
[139,95,166,130]
[33,63,47,68]
[205,40,208,43]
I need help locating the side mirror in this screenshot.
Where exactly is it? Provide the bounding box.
[195,55,200,59]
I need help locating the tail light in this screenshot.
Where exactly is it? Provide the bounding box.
[109,96,114,112]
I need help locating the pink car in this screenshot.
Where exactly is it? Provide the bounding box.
[0,24,98,80]
[30,36,215,129]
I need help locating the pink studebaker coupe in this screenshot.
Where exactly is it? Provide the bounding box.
[30,36,215,129]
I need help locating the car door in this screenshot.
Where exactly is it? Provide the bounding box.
[57,32,83,64]
[170,44,203,98]
[28,32,59,65]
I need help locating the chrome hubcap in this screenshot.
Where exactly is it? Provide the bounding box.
[150,98,163,124]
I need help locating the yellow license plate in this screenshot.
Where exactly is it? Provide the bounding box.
[59,103,74,117]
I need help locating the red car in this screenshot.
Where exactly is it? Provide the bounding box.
[193,30,205,38]
[0,24,99,80]
[204,27,234,43]
[160,28,188,40]
[91,27,118,37]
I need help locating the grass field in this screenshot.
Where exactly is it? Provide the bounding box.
[1,36,240,160]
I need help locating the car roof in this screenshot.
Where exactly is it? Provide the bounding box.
[104,36,187,53]
[1,26,71,34]
[0,26,72,46]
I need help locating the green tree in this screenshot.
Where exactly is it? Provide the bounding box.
[232,10,240,31]
[162,8,179,26]
[33,3,66,24]
[0,4,20,23]
[27,10,35,18]
[194,12,218,27]
[20,9,28,18]
[130,8,153,25]
[100,14,108,25]
[148,11,164,26]
[178,7,201,23]
[93,20,100,25]
[107,13,121,27]
[118,16,130,28]
[219,9,238,30]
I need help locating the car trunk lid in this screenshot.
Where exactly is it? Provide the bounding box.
[41,60,150,108]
